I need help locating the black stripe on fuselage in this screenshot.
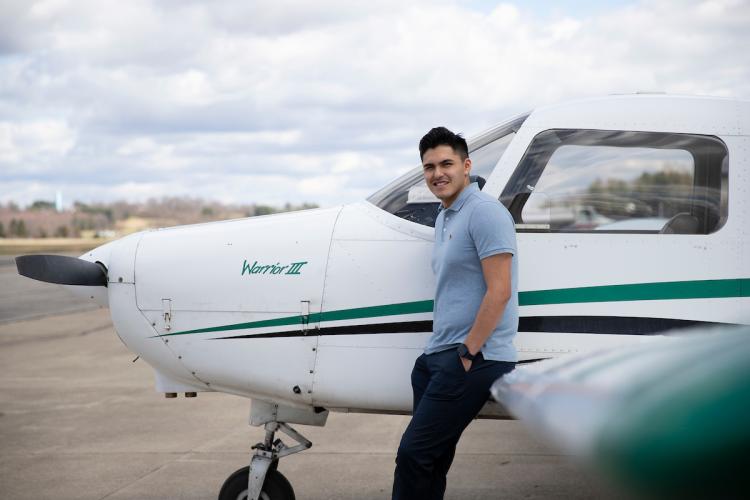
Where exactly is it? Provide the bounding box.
[519,316,718,335]
[516,358,550,364]
[210,316,730,340]
[211,320,433,339]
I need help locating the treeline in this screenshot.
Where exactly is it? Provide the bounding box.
[585,169,694,218]
[0,197,319,239]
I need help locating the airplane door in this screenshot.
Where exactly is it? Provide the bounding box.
[498,128,734,356]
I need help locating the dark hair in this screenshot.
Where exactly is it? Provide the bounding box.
[419,127,469,161]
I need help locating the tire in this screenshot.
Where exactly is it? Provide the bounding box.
[218,466,295,500]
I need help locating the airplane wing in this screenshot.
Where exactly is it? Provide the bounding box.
[491,326,750,499]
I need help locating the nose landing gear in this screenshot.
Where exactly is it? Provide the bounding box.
[218,421,312,500]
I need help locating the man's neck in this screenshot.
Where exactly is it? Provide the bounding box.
[441,181,470,209]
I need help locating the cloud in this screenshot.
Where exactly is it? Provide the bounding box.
[0,119,77,166]
[0,0,748,209]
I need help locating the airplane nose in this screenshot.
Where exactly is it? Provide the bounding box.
[79,239,117,273]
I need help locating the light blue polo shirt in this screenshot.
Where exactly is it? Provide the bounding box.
[424,182,518,362]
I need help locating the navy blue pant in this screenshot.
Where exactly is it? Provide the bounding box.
[392,348,515,500]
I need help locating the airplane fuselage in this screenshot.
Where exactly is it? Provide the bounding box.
[74,95,749,416]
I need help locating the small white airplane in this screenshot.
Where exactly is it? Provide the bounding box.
[16,94,750,499]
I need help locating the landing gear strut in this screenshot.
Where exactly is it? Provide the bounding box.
[218,421,312,500]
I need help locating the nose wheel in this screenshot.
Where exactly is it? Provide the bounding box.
[218,421,310,500]
[218,466,295,500]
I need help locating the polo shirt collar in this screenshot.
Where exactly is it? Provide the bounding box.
[441,182,478,212]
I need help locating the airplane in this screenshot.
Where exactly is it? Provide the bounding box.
[15,94,750,500]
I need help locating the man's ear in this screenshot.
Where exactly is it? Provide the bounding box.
[463,157,472,177]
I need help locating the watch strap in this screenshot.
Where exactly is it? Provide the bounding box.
[457,343,476,361]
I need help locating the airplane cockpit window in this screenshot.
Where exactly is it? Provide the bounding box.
[500,129,728,234]
[367,114,528,227]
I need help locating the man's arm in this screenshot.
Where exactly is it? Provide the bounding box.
[461,252,513,371]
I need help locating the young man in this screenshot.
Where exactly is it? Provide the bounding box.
[392,127,518,500]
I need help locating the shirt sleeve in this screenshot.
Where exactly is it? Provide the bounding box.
[468,201,517,260]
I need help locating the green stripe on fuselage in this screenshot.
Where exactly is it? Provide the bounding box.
[159,300,434,337]
[521,278,750,306]
[157,278,749,337]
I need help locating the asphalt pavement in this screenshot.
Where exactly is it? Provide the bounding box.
[0,255,99,325]
[0,258,615,499]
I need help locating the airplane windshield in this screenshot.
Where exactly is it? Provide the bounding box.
[368,114,528,227]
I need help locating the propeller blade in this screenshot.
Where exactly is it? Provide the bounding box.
[15,255,108,287]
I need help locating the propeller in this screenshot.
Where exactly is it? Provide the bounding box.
[15,254,108,287]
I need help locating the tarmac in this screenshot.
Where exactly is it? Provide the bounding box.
[0,256,614,499]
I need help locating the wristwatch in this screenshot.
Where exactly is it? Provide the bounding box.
[457,343,476,361]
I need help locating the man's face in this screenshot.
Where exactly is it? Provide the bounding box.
[422,145,471,207]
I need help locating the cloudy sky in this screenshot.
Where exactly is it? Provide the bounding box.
[1,0,748,209]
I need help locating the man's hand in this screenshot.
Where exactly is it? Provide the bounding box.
[461,357,472,372]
